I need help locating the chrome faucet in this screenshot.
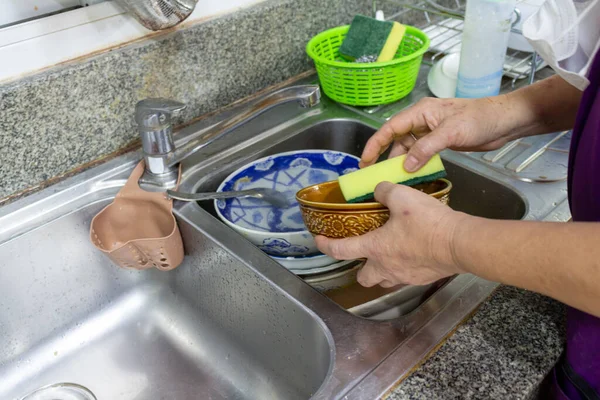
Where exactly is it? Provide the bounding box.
[114,0,198,31]
[135,85,322,191]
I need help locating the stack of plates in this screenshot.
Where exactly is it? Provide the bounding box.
[214,150,360,258]
[213,149,361,277]
[270,253,354,276]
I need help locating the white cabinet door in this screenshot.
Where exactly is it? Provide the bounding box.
[0,0,105,27]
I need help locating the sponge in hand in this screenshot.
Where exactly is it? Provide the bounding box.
[338,154,447,203]
[339,15,406,63]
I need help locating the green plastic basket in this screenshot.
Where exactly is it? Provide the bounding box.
[306,25,430,107]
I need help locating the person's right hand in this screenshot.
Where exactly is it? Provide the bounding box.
[360,96,515,171]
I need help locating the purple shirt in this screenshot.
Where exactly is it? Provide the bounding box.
[551,48,600,399]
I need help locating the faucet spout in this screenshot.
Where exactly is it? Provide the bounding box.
[166,85,321,169]
[114,0,198,31]
[136,84,321,192]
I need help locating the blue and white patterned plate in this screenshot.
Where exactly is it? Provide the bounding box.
[215,150,360,257]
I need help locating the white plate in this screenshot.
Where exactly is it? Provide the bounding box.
[427,52,460,98]
[270,253,337,270]
[289,260,356,276]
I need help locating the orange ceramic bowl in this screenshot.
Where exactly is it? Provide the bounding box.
[296,179,452,238]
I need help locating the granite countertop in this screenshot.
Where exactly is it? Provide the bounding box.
[388,285,566,399]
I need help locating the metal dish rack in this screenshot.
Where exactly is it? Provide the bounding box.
[374,0,544,88]
[353,2,569,184]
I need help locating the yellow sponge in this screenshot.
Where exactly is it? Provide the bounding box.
[339,15,406,63]
[339,154,447,203]
[378,22,406,62]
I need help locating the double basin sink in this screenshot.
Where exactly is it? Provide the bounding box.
[0,74,568,399]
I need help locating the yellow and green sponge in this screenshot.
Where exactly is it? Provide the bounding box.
[339,15,406,63]
[338,154,447,203]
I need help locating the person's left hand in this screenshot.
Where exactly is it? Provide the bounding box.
[315,182,467,288]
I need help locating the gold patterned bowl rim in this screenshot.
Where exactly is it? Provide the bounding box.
[296,178,452,211]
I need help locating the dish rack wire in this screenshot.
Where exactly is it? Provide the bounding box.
[373,0,542,89]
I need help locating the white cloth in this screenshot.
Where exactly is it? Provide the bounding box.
[523,0,600,90]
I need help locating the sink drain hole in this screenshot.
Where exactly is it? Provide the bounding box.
[20,382,96,400]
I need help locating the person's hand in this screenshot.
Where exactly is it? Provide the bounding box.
[315,182,468,288]
[360,96,515,171]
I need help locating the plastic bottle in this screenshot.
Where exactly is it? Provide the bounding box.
[455,0,516,98]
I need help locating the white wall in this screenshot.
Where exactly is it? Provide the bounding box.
[0,0,84,26]
[0,0,265,83]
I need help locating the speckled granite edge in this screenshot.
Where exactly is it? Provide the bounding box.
[0,0,386,202]
[387,285,566,400]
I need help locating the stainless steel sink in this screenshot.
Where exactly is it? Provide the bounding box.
[188,119,527,221]
[186,118,527,320]
[0,197,332,400]
[0,73,569,399]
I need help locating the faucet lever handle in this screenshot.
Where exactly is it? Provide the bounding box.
[135,98,186,131]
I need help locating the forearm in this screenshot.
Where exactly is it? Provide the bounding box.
[453,216,600,317]
[492,75,583,140]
